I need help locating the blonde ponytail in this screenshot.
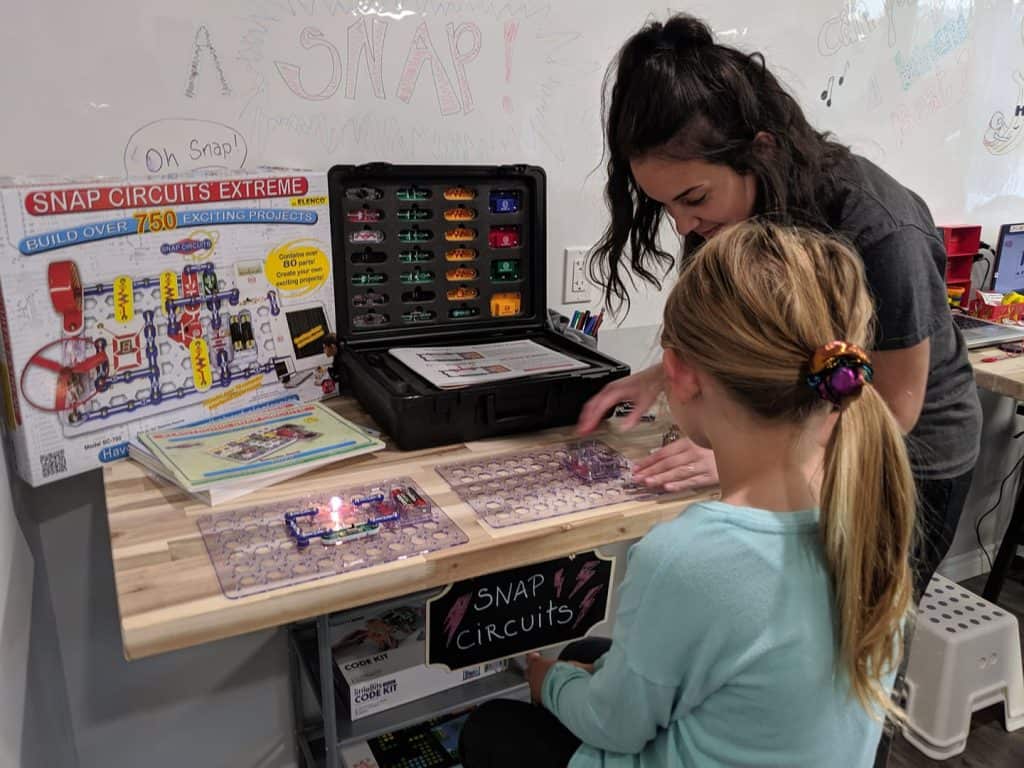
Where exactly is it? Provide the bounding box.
[661,219,916,721]
[822,385,916,719]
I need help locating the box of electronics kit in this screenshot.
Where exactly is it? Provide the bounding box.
[328,163,630,449]
[330,598,507,720]
[0,168,336,486]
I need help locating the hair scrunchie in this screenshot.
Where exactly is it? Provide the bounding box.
[806,341,873,407]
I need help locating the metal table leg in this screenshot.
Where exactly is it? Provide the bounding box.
[318,613,339,767]
[288,627,305,766]
[983,476,1024,603]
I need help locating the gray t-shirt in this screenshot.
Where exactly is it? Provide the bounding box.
[826,155,981,478]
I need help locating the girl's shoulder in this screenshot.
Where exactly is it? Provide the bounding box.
[632,500,819,577]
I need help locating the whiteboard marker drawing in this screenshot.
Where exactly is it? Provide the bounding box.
[123,119,248,176]
[983,71,1024,156]
[447,22,482,115]
[275,27,343,101]
[820,61,848,108]
[184,25,232,98]
[396,22,462,115]
[346,17,388,100]
[503,20,519,113]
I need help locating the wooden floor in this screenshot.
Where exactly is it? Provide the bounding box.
[890,560,1024,768]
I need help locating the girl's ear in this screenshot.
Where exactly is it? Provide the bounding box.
[753,131,777,148]
[663,347,701,403]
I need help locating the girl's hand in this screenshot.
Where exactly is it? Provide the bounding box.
[526,652,557,703]
[632,437,719,492]
[578,363,665,434]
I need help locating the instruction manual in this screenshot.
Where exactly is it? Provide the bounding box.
[388,339,588,389]
[137,401,383,489]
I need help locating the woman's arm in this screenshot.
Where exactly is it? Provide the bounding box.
[870,340,929,433]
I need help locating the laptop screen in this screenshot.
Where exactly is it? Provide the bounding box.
[992,223,1024,293]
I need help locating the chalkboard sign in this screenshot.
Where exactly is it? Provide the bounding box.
[425,551,615,670]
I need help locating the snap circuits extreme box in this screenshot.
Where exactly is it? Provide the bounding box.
[0,169,337,486]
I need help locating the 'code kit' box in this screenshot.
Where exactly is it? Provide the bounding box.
[331,598,507,720]
[0,169,336,485]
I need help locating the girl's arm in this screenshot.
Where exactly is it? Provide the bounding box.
[539,518,739,754]
[541,639,678,753]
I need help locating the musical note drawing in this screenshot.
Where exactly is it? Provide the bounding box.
[820,61,849,108]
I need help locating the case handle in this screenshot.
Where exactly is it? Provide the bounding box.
[484,391,551,427]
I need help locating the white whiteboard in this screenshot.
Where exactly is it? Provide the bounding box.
[2,0,1023,328]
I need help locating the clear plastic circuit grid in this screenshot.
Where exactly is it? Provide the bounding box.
[435,440,655,528]
[196,477,467,598]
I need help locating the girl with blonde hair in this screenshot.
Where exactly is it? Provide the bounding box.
[459,220,915,768]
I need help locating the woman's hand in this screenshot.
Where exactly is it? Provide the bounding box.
[632,437,719,492]
[527,652,558,703]
[578,363,665,434]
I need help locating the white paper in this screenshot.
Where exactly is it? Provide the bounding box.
[389,340,588,389]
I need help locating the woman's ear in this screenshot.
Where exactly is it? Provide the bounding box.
[753,131,777,148]
[662,347,701,403]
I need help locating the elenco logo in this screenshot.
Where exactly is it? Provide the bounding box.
[161,237,213,255]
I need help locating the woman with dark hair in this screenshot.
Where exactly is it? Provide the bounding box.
[576,13,980,598]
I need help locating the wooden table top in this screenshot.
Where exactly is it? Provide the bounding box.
[103,400,708,660]
[970,347,1024,400]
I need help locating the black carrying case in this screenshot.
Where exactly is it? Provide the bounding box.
[328,163,629,450]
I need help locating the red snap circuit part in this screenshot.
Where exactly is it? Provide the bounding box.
[48,261,84,335]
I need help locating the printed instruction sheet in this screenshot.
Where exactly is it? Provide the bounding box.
[389,339,588,389]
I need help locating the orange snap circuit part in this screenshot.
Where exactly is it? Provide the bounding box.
[444,206,477,222]
[444,227,476,242]
[490,292,522,317]
[445,247,477,262]
[447,286,479,300]
[443,186,476,201]
[446,267,478,282]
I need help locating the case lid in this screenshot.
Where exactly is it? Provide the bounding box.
[328,163,546,346]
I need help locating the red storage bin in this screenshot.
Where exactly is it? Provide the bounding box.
[940,225,982,256]
[939,225,981,306]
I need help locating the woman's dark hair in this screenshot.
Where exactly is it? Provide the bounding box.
[592,14,852,315]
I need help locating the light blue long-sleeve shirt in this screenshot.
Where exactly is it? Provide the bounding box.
[542,500,890,768]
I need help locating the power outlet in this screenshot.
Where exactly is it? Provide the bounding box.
[563,247,590,303]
